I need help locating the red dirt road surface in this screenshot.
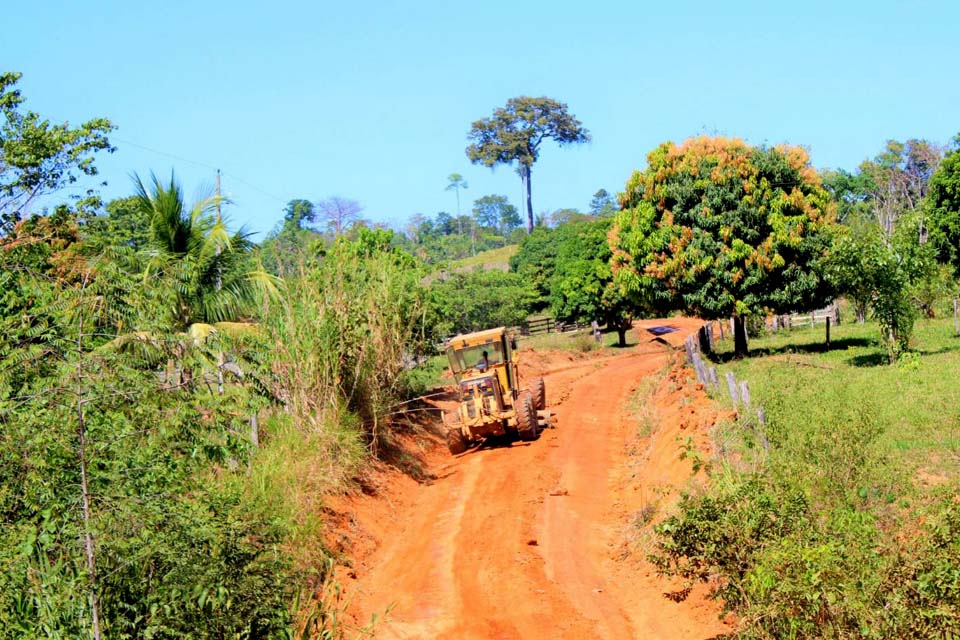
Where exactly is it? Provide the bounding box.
[338,318,732,639]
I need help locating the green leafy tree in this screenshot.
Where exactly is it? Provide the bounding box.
[550,219,633,346]
[549,208,594,227]
[82,196,152,251]
[510,225,562,305]
[925,138,960,271]
[611,136,837,357]
[589,189,619,217]
[427,269,538,338]
[472,194,520,240]
[260,199,322,275]
[820,168,875,224]
[827,214,937,360]
[466,96,590,233]
[435,211,456,235]
[0,71,114,233]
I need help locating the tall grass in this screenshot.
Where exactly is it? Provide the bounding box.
[263,244,427,457]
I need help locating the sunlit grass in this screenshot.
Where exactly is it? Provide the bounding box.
[709,314,960,485]
[450,244,518,271]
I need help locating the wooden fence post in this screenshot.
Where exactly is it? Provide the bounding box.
[698,325,712,354]
[826,316,831,349]
[740,380,751,407]
[726,371,740,405]
[954,299,959,337]
[693,353,709,385]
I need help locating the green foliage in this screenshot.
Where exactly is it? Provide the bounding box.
[82,196,152,251]
[402,210,507,263]
[0,71,114,233]
[589,188,619,217]
[466,96,590,230]
[509,225,562,304]
[925,142,960,271]
[0,253,295,638]
[548,218,633,345]
[548,208,594,227]
[820,168,875,224]
[472,193,520,237]
[427,269,537,338]
[827,214,943,360]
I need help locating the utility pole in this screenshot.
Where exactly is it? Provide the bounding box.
[215,169,224,395]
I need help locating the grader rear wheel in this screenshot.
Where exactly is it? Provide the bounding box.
[534,377,546,411]
[516,393,539,441]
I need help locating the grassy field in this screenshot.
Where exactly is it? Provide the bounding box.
[450,244,518,272]
[710,316,960,485]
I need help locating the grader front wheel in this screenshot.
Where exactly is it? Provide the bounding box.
[534,377,546,411]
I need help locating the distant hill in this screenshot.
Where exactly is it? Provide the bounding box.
[450,244,518,273]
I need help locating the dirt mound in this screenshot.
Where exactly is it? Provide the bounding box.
[328,320,731,639]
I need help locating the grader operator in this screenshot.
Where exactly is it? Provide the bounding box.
[443,327,548,454]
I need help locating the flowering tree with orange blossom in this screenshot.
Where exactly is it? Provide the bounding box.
[610,136,838,357]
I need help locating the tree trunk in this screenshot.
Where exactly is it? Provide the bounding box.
[617,326,627,347]
[733,315,749,357]
[522,164,534,233]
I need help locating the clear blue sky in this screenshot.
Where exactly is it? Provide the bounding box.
[4,0,958,238]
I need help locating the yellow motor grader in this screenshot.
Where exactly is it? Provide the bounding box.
[442,327,548,454]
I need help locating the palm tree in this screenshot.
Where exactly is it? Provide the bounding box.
[118,172,278,395]
[133,172,276,333]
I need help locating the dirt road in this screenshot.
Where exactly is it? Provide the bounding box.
[342,319,730,639]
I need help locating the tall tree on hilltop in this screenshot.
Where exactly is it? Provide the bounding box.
[466,96,590,233]
[445,173,468,234]
[611,136,838,357]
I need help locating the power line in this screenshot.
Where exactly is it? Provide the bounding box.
[112,137,288,204]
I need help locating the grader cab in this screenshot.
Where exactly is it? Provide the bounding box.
[443,327,548,454]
